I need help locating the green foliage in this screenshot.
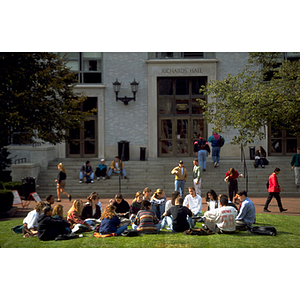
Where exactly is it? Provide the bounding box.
[0,147,12,172]
[199,52,300,145]
[3,181,22,193]
[1,214,300,248]
[0,190,13,213]
[0,52,89,149]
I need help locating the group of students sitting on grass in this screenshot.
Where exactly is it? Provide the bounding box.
[17,185,256,241]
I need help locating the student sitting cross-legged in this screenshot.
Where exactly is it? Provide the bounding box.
[202,195,238,234]
[132,200,161,234]
[161,197,193,232]
[98,205,127,236]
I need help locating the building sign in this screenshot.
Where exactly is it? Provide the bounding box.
[161,68,202,74]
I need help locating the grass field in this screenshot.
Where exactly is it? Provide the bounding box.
[1,213,300,248]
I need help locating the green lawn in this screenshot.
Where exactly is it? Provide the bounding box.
[1,213,300,248]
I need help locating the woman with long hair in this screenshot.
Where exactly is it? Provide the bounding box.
[164,190,180,213]
[81,192,102,220]
[206,189,219,211]
[129,191,143,220]
[254,146,267,168]
[55,162,71,202]
[224,168,243,202]
[150,188,166,220]
[132,200,161,234]
[98,205,127,236]
[67,199,91,231]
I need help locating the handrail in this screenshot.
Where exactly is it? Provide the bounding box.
[240,145,248,192]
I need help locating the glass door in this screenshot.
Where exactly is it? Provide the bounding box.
[175,118,189,155]
[157,77,207,157]
[67,97,98,158]
[159,118,173,156]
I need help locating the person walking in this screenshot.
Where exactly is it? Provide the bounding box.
[291,147,300,189]
[193,135,210,171]
[55,163,71,202]
[264,167,288,212]
[208,132,224,167]
[171,160,188,198]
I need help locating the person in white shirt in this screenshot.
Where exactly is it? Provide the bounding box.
[183,186,202,226]
[203,196,238,234]
[22,201,47,237]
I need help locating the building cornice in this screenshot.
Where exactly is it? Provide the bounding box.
[145,59,219,64]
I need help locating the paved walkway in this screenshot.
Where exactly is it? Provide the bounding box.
[10,194,300,220]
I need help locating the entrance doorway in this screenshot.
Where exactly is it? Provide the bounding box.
[67,97,98,158]
[269,125,299,155]
[158,77,207,157]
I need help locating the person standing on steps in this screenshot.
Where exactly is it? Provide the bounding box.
[291,147,300,189]
[171,160,188,198]
[192,159,202,196]
[224,168,243,203]
[264,167,288,213]
[193,134,210,171]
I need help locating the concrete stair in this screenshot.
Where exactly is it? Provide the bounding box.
[36,156,300,200]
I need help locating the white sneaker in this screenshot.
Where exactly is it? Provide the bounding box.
[97,177,100,180]
[214,162,217,167]
[91,180,94,183]
[79,180,82,184]
[103,177,106,180]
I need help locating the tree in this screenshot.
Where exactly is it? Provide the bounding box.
[0,52,89,149]
[199,52,300,145]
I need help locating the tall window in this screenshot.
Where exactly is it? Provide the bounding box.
[59,52,102,84]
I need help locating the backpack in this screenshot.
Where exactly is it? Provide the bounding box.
[183,228,215,236]
[121,229,141,237]
[250,226,277,236]
[219,136,225,147]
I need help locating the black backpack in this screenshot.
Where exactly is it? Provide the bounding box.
[219,136,225,147]
[250,226,277,236]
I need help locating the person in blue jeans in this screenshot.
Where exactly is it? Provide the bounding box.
[171,160,188,198]
[194,135,210,171]
[99,205,127,236]
[208,132,224,167]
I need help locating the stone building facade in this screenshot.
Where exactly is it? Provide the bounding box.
[8,52,299,180]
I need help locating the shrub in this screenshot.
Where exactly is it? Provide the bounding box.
[0,190,13,213]
[3,181,22,194]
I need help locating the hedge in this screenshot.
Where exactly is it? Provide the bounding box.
[0,190,13,213]
[3,181,22,194]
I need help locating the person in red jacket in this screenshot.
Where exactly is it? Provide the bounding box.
[264,167,288,212]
